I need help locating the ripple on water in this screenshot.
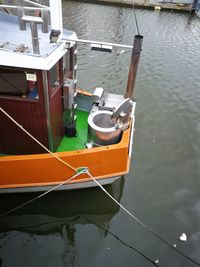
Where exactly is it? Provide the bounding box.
[1,4,200,267]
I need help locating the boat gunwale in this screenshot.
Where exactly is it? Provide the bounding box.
[0,119,134,161]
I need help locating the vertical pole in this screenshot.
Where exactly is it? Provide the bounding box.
[42,70,54,151]
[30,22,40,54]
[41,9,49,33]
[125,35,143,99]
[191,0,199,12]
[17,7,26,30]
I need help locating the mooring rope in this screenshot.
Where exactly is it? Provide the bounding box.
[0,107,77,172]
[0,170,85,217]
[1,109,199,265]
[86,171,200,266]
[118,50,130,72]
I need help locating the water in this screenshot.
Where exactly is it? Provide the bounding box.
[1,2,200,267]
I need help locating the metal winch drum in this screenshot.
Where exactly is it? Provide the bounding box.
[88,110,122,146]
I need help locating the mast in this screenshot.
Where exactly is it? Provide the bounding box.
[125,35,143,99]
[49,0,63,38]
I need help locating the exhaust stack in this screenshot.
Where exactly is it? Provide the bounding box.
[125,35,143,99]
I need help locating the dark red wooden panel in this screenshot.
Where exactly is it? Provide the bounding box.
[50,86,63,151]
[0,97,49,154]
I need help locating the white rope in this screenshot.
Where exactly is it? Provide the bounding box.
[86,171,200,266]
[87,171,145,226]
[0,107,77,172]
[0,170,85,217]
[118,52,130,72]
[1,106,199,265]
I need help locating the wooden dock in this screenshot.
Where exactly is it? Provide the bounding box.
[72,0,193,12]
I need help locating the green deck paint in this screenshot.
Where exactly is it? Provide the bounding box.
[56,110,89,152]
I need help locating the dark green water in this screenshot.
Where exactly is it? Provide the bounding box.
[1,2,200,266]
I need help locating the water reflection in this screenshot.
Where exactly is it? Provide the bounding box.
[0,178,124,266]
[1,2,200,266]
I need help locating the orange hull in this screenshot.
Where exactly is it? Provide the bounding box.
[0,125,132,192]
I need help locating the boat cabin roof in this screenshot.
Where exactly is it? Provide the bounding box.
[0,11,77,70]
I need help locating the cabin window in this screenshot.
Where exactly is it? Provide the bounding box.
[0,69,27,96]
[63,51,71,78]
[49,63,60,95]
[0,68,39,100]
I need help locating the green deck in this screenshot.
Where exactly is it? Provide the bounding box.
[56,109,89,152]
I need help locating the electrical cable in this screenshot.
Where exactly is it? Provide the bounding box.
[87,218,159,266]
[132,3,140,36]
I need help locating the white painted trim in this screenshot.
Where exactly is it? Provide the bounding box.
[128,102,136,158]
[42,70,54,150]
[0,176,120,193]
[0,40,70,70]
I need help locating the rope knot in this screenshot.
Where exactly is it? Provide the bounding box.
[76,167,88,174]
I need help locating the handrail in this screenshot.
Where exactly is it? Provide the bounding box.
[0,4,49,10]
[63,37,133,49]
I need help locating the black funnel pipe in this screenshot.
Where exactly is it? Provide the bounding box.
[125,35,143,99]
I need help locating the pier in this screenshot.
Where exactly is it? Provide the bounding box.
[72,0,194,12]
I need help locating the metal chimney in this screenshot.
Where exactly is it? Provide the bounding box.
[125,35,143,99]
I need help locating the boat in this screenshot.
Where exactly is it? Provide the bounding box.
[0,0,143,193]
